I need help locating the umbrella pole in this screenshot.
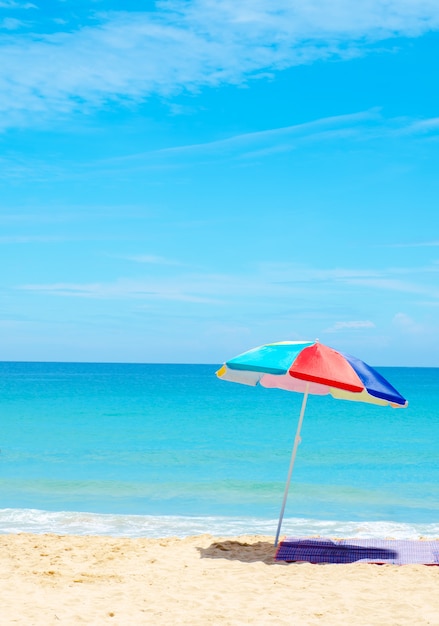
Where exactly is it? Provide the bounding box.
[274,383,309,547]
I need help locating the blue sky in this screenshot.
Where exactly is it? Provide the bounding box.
[1,1,438,366]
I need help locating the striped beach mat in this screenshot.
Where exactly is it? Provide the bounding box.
[275,538,439,565]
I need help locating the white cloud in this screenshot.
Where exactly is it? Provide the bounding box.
[124,254,182,266]
[0,235,69,243]
[325,320,376,332]
[407,118,439,133]
[257,262,439,299]
[386,240,439,248]
[0,17,25,29]
[340,276,439,298]
[392,312,423,334]
[101,110,379,168]
[17,278,223,303]
[151,111,379,156]
[15,259,439,305]
[1,1,439,128]
[3,106,438,181]
[0,1,36,7]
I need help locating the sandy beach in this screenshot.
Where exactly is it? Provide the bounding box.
[1,533,439,625]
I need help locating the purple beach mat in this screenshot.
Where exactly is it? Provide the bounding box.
[275,537,439,565]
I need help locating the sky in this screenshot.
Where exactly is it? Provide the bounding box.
[1,0,439,366]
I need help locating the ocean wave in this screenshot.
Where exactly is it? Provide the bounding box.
[0,508,438,540]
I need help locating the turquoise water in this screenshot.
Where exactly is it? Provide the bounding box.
[0,362,438,538]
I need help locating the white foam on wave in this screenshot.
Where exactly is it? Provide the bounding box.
[0,508,438,539]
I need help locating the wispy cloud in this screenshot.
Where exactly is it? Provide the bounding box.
[1,106,437,183]
[0,1,36,8]
[0,110,393,180]
[0,235,70,243]
[129,111,380,161]
[399,117,439,136]
[325,320,376,333]
[0,233,138,243]
[392,312,424,334]
[123,254,183,266]
[156,111,377,155]
[17,278,223,304]
[98,109,439,172]
[385,240,439,248]
[1,1,439,129]
[16,261,439,304]
[0,17,26,29]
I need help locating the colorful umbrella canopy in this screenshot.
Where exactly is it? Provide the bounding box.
[216,340,408,544]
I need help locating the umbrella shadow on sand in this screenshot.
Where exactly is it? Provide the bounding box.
[198,539,279,565]
[198,539,401,565]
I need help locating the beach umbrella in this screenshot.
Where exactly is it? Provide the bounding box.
[216,340,408,545]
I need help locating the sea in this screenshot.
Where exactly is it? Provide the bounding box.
[0,362,438,539]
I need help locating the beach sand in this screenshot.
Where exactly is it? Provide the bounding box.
[1,533,439,625]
